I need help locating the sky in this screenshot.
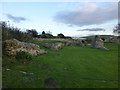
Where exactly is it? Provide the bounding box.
[0,1,118,37]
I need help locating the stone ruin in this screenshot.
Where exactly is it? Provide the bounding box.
[41,43,64,50]
[92,35,109,50]
[41,39,84,50]
[2,36,109,56]
[3,39,47,56]
[64,39,84,47]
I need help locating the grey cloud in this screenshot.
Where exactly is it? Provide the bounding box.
[5,14,27,23]
[68,24,74,27]
[53,3,117,27]
[77,28,105,31]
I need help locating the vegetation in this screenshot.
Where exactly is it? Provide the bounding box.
[2,42,118,88]
[42,31,46,34]
[113,24,120,36]
[1,21,32,42]
[1,21,71,41]
[38,33,54,38]
[1,21,119,88]
[15,51,33,63]
[26,29,38,38]
[57,33,65,38]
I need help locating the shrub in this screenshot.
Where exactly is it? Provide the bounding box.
[57,33,65,38]
[15,51,32,63]
[1,21,32,42]
[38,34,54,38]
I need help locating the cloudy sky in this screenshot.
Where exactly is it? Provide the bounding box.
[0,1,118,37]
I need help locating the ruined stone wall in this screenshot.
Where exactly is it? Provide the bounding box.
[3,39,47,56]
[92,35,109,50]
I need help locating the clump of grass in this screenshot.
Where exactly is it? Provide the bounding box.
[15,51,33,63]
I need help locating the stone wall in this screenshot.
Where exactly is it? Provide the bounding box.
[41,40,84,50]
[33,38,69,42]
[41,43,64,50]
[64,40,84,47]
[3,39,47,56]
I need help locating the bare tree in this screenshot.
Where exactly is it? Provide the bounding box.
[113,24,120,36]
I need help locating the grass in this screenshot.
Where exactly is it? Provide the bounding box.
[2,43,119,88]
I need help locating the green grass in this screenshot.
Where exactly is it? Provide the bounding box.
[2,43,118,88]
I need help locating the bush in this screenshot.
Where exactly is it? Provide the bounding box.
[1,21,32,42]
[15,51,32,63]
[57,33,65,38]
[38,34,54,38]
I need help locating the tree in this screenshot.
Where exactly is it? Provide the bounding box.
[42,31,45,34]
[46,31,52,35]
[113,24,120,36]
[57,33,65,38]
[26,29,38,37]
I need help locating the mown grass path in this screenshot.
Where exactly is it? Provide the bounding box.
[2,43,118,88]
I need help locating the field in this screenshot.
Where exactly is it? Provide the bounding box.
[2,42,119,88]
